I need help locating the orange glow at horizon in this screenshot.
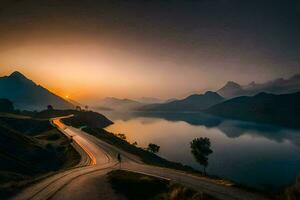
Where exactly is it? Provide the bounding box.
[0,38,218,101]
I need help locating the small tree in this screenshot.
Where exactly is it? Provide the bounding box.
[147,143,160,154]
[132,141,138,146]
[190,137,213,175]
[117,133,127,141]
[47,105,54,110]
[76,106,82,111]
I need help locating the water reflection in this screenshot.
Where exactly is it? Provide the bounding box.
[103,111,300,191]
[103,111,300,147]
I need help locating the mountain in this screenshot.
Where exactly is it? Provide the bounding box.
[0,99,14,112]
[164,98,178,103]
[0,71,73,111]
[217,81,243,98]
[217,73,300,98]
[140,91,224,112]
[96,97,144,111]
[138,97,164,104]
[206,92,300,128]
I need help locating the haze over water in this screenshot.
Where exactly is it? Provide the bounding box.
[104,111,300,191]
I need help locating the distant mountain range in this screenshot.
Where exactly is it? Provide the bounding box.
[137,97,164,104]
[137,74,300,113]
[139,91,224,112]
[206,92,300,128]
[95,97,144,111]
[0,71,73,111]
[217,74,300,98]
[95,96,178,111]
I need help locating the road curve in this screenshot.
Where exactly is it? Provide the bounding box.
[12,118,269,200]
[11,118,118,200]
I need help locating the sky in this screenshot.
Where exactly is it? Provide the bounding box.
[0,0,299,101]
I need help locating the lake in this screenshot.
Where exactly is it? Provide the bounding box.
[102,111,300,191]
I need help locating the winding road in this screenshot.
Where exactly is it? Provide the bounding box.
[12,118,269,200]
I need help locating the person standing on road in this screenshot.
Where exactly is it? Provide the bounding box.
[117,153,122,169]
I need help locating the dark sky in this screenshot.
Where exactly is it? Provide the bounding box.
[0,0,299,99]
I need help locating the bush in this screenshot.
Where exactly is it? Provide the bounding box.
[147,143,160,154]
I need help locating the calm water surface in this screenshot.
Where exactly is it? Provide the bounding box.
[103,111,300,191]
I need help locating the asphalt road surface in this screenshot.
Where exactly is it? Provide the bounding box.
[12,118,269,200]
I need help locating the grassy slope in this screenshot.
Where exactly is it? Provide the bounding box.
[107,170,218,200]
[0,116,80,198]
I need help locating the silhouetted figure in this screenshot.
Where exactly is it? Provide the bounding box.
[117,153,122,162]
[70,135,73,143]
[47,105,54,110]
[117,153,122,169]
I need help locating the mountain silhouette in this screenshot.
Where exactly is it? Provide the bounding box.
[138,97,164,104]
[217,73,300,98]
[206,92,300,128]
[0,71,73,111]
[96,97,144,111]
[140,91,224,112]
[217,81,243,98]
[0,99,14,112]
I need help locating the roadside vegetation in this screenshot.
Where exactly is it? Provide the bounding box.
[147,143,160,154]
[190,137,213,175]
[0,115,80,198]
[107,170,218,200]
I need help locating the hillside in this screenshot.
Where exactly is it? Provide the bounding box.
[138,97,164,104]
[0,71,74,111]
[0,99,14,113]
[62,111,113,128]
[140,91,224,112]
[0,116,80,198]
[206,92,300,128]
[217,81,243,98]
